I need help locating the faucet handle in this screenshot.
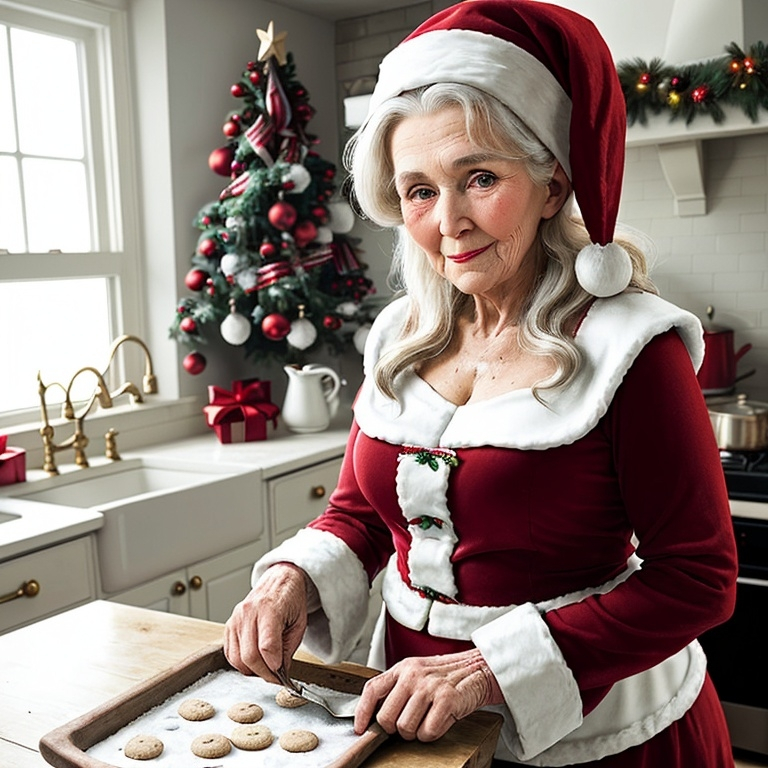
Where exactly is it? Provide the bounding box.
[105,428,121,461]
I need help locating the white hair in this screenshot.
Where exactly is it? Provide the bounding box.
[344,84,655,402]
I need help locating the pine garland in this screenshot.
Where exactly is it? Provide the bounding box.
[617,41,768,126]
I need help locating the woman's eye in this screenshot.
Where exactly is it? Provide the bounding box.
[409,187,435,201]
[472,172,496,189]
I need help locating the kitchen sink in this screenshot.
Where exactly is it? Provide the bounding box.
[12,457,263,592]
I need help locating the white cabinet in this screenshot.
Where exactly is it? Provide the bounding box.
[107,539,268,622]
[267,457,344,545]
[0,536,96,635]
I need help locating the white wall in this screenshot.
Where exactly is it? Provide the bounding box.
[621,135,768,401]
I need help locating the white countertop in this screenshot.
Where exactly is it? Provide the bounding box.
[0,419,351,564]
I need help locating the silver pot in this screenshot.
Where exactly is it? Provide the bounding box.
[708,394,768,451]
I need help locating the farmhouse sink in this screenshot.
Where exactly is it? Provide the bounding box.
[13,457,263,593]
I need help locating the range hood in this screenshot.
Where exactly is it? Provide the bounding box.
[627,109,768,217]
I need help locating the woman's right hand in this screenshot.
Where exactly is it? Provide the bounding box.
[223,562,309,681]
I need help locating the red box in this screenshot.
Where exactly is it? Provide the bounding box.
[0,435,26,486]
[203,378,279,444]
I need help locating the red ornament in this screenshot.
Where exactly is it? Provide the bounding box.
[249,70,261,85]
[180,316,197,334]
[311,206,329,223]
[259,241,277,258]
[184,268,208,291]
[261,312,291,340]
[323,314,342,330]
[691,85,709,103]
[296,104,314,122]
[197,237,218,257]
[182,351,206,375]
[293,220,318,248]
[208,145,235,176]
[223,120,240,137]
[230,83,245,98]
[268,201,298,231]
[323,168,335,180]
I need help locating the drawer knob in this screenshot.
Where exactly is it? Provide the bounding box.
[0,579,41,605]
[189,575,203,590]
[172,580,187,596]
[311,485,326,499]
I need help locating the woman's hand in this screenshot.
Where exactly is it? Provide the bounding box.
[354,648,504,741]
[223,563,309,682]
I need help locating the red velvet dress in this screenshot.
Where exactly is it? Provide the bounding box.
[256,293,738,766]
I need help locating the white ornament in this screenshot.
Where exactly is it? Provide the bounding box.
[327,201,355,234]
[236,269,258,292]
[574,242,632,297]
[219,253,240,277]
[286,316,318,350]
[283,163,312,193]
[315,225,333,244]
[353,323,371,355]
[220,303,252,345]
[336,301,358,319]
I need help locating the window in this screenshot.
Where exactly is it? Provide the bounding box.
[0,0,140,423]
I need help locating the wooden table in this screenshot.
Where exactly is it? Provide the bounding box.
[0,601,502,768]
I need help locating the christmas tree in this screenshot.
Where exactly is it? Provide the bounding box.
[170,21,376,375]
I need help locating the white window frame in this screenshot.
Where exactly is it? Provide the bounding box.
[0,0,142,428]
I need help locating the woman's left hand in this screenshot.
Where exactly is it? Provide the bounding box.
[353,648,503,741]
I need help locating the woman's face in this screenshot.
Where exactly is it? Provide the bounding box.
[389,106,568,305]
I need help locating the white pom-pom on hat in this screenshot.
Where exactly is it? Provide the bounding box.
[575,242,632,298]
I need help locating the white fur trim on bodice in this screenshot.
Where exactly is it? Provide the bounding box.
[355,292,704,450]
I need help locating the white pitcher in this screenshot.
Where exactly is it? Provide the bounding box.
[282,364,341,433]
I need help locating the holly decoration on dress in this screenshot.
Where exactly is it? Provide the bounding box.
[617,40,768,126]
[170,21,376,370]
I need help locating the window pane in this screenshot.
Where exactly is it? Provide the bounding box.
[23,157,91,252]
[0,278,111,412]
[0,156,25,251]
[0,26,16,152]
[11,28,83,159]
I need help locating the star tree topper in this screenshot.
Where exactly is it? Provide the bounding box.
[257,21,288,66]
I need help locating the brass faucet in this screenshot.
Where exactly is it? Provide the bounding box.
[37,334,157,475]
[104,334,158,399]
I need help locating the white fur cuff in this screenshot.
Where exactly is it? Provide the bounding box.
[251,528,371,663]
[471,603,582,761]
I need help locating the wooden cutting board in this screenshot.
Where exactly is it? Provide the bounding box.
[39,644,388,768]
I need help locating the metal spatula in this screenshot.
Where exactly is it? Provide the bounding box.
[276,664,361,718]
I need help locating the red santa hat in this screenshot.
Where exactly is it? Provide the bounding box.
[365,0,632,298]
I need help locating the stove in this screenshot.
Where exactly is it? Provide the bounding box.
[698,451,768,757]
[721,450,768,502]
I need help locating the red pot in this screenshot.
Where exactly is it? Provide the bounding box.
[697,306,752,394]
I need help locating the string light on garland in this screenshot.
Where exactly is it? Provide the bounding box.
[617,40,768,126]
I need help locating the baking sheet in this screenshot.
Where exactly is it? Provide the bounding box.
[39,644,386,768]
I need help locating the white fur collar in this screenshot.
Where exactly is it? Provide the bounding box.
[354,292,704,450]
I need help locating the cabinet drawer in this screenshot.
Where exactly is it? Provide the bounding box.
[269,458,343,544]
[0,537,96,634]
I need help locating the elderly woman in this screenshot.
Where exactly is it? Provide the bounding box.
[224,2,738,765]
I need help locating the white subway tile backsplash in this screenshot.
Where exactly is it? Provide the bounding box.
[691,213,742,235]
[716,232,765,253]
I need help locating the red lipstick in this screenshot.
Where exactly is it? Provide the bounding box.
[445,244,492,263]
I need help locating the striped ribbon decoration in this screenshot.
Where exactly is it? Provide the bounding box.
[254,246,334,291]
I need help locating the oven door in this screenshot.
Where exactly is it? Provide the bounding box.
[699,514,768,756]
